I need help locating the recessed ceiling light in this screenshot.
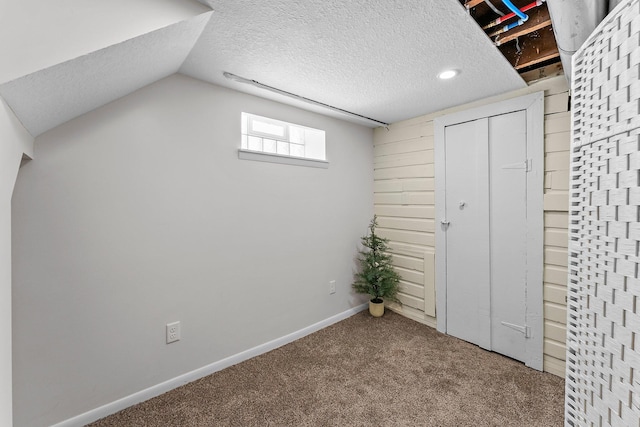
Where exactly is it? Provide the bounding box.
[438,69,459,80]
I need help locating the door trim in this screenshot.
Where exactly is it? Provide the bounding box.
[434,92,544,370]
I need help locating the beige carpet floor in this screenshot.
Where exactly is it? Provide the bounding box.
[89,310,564,426]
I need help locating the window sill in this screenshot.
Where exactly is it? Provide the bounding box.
[238,149,329,169]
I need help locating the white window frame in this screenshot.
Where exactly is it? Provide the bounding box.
[239,113,328,169]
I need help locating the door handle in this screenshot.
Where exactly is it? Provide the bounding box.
[440,219,450,230]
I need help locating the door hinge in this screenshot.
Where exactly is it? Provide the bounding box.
[501,321,531,338]
[501,159,532,172]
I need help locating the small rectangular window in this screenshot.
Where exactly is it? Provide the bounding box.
[240,113,326,163]
[248,115,288,139]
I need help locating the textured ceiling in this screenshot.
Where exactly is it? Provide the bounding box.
[0,0,210,84]
[181,0,526,125]
[2,0,528,136]
[0,13,212,137]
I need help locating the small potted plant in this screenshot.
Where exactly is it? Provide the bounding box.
[352,215,401,317]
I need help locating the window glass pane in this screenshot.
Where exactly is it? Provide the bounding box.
[290,143,304,158]
[252,120,285,138]
[289,126,304,144]
[248,136,262,151]
[304,129,326,160]
[277,141,289,155]
[263,139,277,154]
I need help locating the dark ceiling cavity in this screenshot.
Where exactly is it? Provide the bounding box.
[461,0,563,82]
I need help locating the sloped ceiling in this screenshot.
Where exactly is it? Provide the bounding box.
[0,13,212,137]
[0,0,211,84]
[1,0,527,136]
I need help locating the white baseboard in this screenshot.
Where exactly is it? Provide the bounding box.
[51,303,367,427]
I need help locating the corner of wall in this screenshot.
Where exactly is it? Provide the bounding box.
[0,93,34,427]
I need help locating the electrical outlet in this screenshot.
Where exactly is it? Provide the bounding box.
[329,280,336,295]
[166,321,181,344]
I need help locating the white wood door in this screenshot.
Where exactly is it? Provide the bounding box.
[435,93,544,370]
[488,111,528,363]
[444,119,491,349]
[442,111,528,363]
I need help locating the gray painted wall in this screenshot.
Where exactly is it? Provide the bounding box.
[11,74,373,426]
[1,97,33,427]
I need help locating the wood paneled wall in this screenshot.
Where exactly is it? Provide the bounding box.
[373,76,570,377]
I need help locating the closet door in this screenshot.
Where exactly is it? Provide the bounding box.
[443,111,528,363]
[435,92,543,370]
[488,111,527,363]
[443,118,491,349]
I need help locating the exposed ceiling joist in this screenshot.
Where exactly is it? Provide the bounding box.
[492,6,552,45]
[462,0,563,76]
[465,0,487,8]
[499,26,560,70]
[519,61,563,83]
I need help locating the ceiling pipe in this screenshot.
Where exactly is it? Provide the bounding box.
[222,72,390,127]
[483,0,506,17]
[483,1,545,30]
[488,1,547,41]
[501,0,530,21]
[490,19,526,41]
[546,0,610,80]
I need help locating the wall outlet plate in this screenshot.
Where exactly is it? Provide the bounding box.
[329,280,336,295]
[166,321,180,344]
